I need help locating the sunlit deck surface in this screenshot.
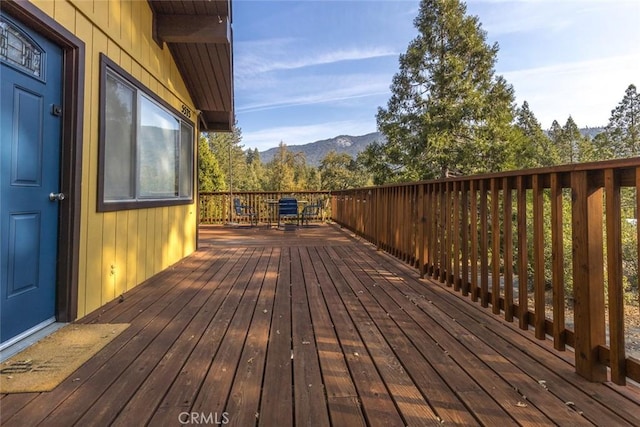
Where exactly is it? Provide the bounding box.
[2,224,639,426]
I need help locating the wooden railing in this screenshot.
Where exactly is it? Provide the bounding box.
[331,158,640,384]
[199,191,331,224]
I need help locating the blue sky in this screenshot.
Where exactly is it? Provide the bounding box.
[232,0,640,152]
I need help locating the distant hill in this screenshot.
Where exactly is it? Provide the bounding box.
[579,126,605,139]
[258,127,605,166]
[259,132,384,166]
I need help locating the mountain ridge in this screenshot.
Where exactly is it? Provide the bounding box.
[258,127,606,166]
[258,132,384,166]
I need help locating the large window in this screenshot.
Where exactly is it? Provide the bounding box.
[98,54,194,211]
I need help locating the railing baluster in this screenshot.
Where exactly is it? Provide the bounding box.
[550,173,566,351]
[480,179,489,307]
[439,182,447,283]
[636,166,640,312]
[430,183,438,278]
[453,181,461,291]
[418,184,426,278]
[605,168,626,385]
[446,181,454,286]
[503,177,514,322]
[491,178,501,314]
[517,175,529,330]
[533,175,546,340]
[461,182,470,296]
[470,180,479,302]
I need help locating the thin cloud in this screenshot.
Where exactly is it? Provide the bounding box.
[237,76,391,113]
[235,40,398,77]
[504,53,640,127]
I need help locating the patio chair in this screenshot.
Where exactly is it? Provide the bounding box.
[300,199,323,226]
[233,198,257,226]
[278,198,299,227]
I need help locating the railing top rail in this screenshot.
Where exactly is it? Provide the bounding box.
[331,156,640,193]
[200,190,332,195]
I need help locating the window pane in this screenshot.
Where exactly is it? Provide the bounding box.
[104,72,134,200]
[138,96,179,198]
[179,121,193,198]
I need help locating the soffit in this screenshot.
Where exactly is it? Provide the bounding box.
[147,0,234,131]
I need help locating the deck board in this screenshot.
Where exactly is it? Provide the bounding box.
[341,240,639,426]
[299,246,366,427]
[259,247,294,427]
[1,224,639,426]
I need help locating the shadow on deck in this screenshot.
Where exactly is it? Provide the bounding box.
[1,224,639,426]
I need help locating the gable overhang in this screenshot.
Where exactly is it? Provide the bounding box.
[148,0,234,131]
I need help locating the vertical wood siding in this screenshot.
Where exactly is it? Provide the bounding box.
[31,0,198,317]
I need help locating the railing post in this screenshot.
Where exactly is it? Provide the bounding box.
[418,184,426,278]
[571,171,606,382]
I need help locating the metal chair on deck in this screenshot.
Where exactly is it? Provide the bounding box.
[278,198,299,227]
[233,198,257,226]
[300,199,323,226]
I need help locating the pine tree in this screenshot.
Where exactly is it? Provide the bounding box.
[264,142,296,191]
[606,84,639,158]
[562,116,583,163]
[197,135,225,191]
[320,151,371,190]
[206,125,254,191]
[509,101,557,168]
[373,0,515,181]
[549,117,585,164]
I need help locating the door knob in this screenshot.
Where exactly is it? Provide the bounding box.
[49,192,65,201]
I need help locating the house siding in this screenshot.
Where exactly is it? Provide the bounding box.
[31,0,198,317]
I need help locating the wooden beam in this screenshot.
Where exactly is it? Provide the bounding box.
[571,171,606,382]
[156,14,230,44]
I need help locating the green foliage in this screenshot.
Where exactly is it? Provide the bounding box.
[205,125,259,191]
[548,116,586,164]
[198,135,225,191]
[372,0,516,182]
[261,142,316,191]
[605,84,639,158]
[319,151,371,190]
[506,101,558,169]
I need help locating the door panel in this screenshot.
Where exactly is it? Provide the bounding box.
[12,88,43,186]
[7,213,41,297]
[1,13,63,344]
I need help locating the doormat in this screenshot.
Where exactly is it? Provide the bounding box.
[0,323,129,393]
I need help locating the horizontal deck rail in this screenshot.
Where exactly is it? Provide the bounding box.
[199,191,331,225]
[331,157,640,384]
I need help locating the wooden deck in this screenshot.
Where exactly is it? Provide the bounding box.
[2,224,639,426]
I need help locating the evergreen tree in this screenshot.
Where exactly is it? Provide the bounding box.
[589,132,614,161]
[548,120,563,151]
[549,117,586,164]
[358,141,406,185]
[606,84,639,158]
[320,151,371,190]
[245,148,264,190]
[197,135,225,191]
[562,116,583,163]
[206,125,256,191]
[372,0,515,182]
[263,142,297,191]
[509,101,557,168]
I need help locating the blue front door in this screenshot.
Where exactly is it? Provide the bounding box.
[1,13,63,344]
